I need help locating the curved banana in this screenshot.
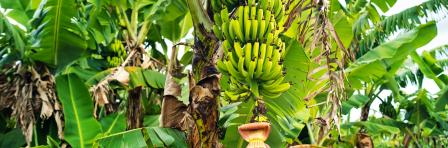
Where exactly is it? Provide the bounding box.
[250,5,256,20]
[244,19,251,42]
[222,22,231,42]
[214,14,222,26]
[238,55,249,78]
[213,25,223,40]
[255,43,267,78]
[225,59,245,81]
[220,8,230,23]
[267,82,290,94]
[252,42,260,59]
[217,60,228,73]
[251,19,258,41]
[227,52,238,68]
[261,76,285,90]
[244,6,250,23]
[234,41,244,58]
[244,43,252,66]
[231,19,244,41]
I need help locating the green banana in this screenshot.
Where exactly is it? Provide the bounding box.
[266,32,274,46]
[227,52,238,68]
[266,63,282,80]
[234,41,244,58]
[267,82,290,94]
[251,19,258,41]
[221,8,230,23]
[265,9,273,23]
[244,43,252,66]
[238,55,249,78]
[213,25,223,40]
[222,40,231,53]
[244,6,250,22]
[248,60,257,80]
[213,13,222,26]
[244,19,251,42]
[231,19,244,41]
[252,42,260,59]
[228,22,236,41]
[280,42,287,58]
[224,91,239,101]
[250,5,256,20]
[257,8,263,27]
[237,6,244,31]
[217,60,228,73]
[222,22,232,43]
[258,19,267,42]
[265,44,274,60]
[225,59,245,81]
[255,43,267,78]
[261,59,273,79]
[262,77,286,92]
[260,90,282,99]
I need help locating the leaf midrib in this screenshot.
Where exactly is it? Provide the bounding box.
[68,76,85,148]
[52,0,62,65]
[106,113,121,134]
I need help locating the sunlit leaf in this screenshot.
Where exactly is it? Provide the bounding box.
[56,74,102,148]
[31,0,87,69]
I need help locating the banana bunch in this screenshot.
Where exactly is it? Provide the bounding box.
[223,77,252,101]
[215,0,290,102]
[107,39,127,67]
[379,96,397,119]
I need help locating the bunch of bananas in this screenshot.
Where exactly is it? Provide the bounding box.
[379,96,397,119]
[107,39,127,67]
[213,0,290,102]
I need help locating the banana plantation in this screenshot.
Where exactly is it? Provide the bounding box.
[1,0,448,147]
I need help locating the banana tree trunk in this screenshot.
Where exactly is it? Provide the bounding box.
[186,0,221,146]
[127,86,143,129]
[160,0,221,147]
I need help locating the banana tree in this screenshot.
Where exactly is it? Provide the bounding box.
[0,0,192,147]
[0,0,89,146]
[1,0,448,147]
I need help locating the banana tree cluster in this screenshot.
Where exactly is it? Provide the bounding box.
[0,0,448,147]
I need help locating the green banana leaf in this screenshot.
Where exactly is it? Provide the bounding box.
[370,0,397,12]
[435,87,448,111]
[96,127,187,148]
[0,128,26,148]
[127,67,166,89]
[100,112,126,135]
[264,39,310,143]
[406,90,431,125]
[346,22,437,89]
[31,0,87,69]
[350,121,400,135]
[410,51,447,88]
[97,129,146,148]
[145,127,187,148]
[55,74,102,148]
[341,95,370,115]
[221,100,256,148]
